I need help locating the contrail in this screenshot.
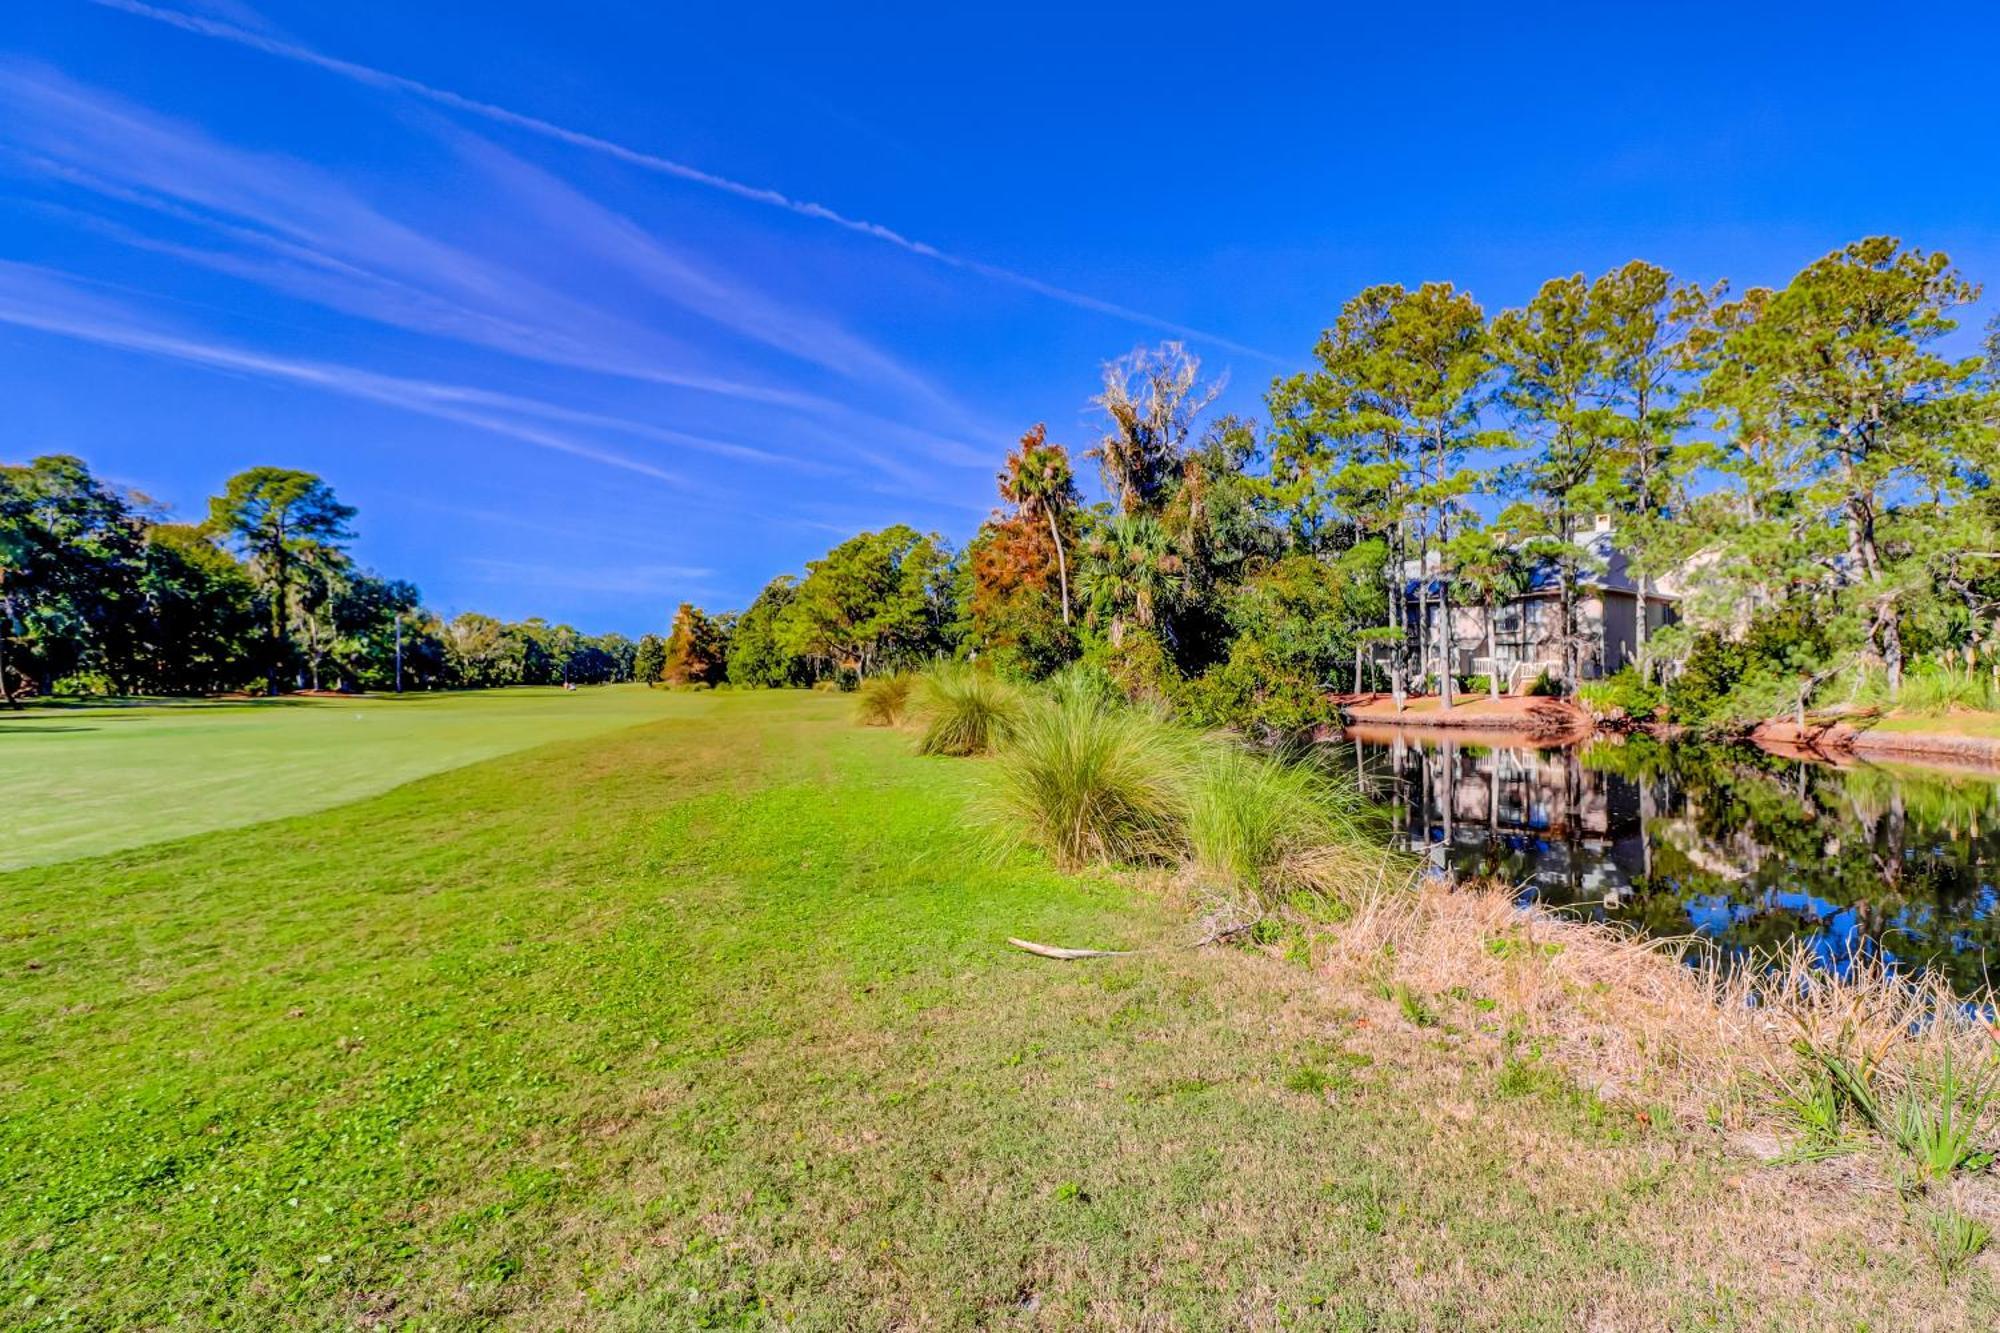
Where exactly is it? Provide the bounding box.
[83,0,1283,364]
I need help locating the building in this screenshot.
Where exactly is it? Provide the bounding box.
[1399,516,1678,690]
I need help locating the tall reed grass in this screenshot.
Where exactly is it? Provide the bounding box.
[912,664,1024,757]
[853,672,916,727]
[1187,743,1370,910]
[982,692,1195,868]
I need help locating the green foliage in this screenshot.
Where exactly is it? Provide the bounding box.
[1889,664,1999,717]
[633,633,666,687]
[1180,543,1387,735]
[777,526,956,679]
[726,576,810,687]
[1887,1051,2000,1183]
[1186,742,1363,908]
[1394,984,1438,1029]
[912,663,1023,756]
[984,691,1194,868]
[1913,1204,1993,1283]
[1577,668,1662,721]
[207,466,356,692]
[1660,603,1848,730]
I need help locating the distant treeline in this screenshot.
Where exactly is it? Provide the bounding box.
[16,236,2000,729]
[0,457,637,701]
[663,237,2000,735]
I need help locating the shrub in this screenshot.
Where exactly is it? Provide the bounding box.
[1896,664,1998,717]
[1578,668,1662,724]
[1187,742,1368,910]
[913,664,1024,756]
[984,694,1194,867]
[854,672,916,727]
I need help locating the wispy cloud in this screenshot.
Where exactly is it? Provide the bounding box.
[0,261,707,486]
[0,62,1009,477]
[0,64,833,412]
[84,0,1282,364]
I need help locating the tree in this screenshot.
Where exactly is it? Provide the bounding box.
[727,576,808,687]
[997,424,1080,624]
[1079,512,1185,648]
[0,455,146,698]
[128,523,260,695]
[443,612,517,687]
[1182,542,1388,733]
[778,527,954,679]
[1089,342,1220,515]
[1265,284,1486,707]
[661,603,727,686]
[633,633,666,686]
[206,468,355,694]
[1589,261,1715,666]
[1696,238,1985,697]
[1492,274,1613,690]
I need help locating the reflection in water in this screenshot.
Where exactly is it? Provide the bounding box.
[1335,729,2000,993]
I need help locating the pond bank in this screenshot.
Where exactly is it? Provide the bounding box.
[1331,691,1591,740]
[1752,717,2000,771]
[1333,692,2000,773]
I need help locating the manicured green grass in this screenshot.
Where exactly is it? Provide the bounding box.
[3,691,1991,1327]
[0,687,690,868]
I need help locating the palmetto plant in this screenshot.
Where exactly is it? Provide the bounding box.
[1080,513,1186,647]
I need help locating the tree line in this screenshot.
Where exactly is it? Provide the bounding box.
[12,236,1996,729]
[0,457,639,703]
[668,236,1999,735]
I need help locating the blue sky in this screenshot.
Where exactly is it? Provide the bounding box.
[4,1,1997,636]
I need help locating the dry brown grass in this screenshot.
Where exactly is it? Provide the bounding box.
[1319,870,2000,1124]
[1308,868,2000,1288]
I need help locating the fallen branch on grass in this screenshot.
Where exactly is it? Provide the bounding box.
[1006,937,1136,960]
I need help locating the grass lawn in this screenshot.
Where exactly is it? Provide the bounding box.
[3,690,1992,1328]
[1869,710,2000,739]
[0,687,686,869]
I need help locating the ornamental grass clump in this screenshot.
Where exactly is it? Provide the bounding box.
[853,672,916,727]
[1186,742,1372,912]
[984,692,1194,868]
[913,664,1024,757]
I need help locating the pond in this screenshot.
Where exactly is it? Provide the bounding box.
[1333,726,2000,994]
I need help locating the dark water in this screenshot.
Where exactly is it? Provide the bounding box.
[1333,728,2000,994]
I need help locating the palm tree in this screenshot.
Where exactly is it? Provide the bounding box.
[1080,513,1185,648]
[999,425,1079,624]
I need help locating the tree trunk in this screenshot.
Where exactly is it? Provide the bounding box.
[1353,642,1363,694]
[1634,579,1648,672]
[1413,570,1430,694]
[1881,601,1904,698]
[1486,596,1500,701]
[1046,509,1071,626]
[0,578,16,709]
[1558,515,1579,692]
[1387,530,1407,712]
[1437,580,1455,711]
[267,538,288,695]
